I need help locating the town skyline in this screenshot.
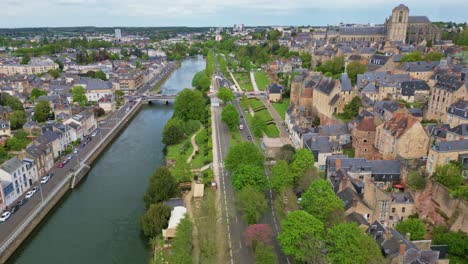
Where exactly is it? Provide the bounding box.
[1,0,467,28]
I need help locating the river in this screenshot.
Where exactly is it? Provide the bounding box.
[8,56,205,264]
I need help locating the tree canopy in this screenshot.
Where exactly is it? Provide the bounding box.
[217,87,235,103]
[395,218,426,240]
[29,88,47,102]
[236,186,268,224]
[433,161,464,190]
[300,179,344,223]
[346,61,367,85]
[192,71,211,92]
[290,149,315,180]
[33,100,51,122]
[9,110,27,130]
[143,166,177,209]
[169,217,193,264]
[231,164,268,191]
[224,142,264,172]
[140,203,172,237]
[162,118,186,145]
[335,96,362,121]
[221,104,239,130]
[0,92,24,111]
[174,89,206,122]
[271,160,294,192]
[71,85,87,106]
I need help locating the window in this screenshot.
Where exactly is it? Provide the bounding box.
[392,208,396,213]
[381,200,388,210]
[363,139,368,143]
[402,207,406,213]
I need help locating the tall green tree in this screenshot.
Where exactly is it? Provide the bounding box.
[432,225,468,257]
[94,70,107,81]
[290,149,314,180]
[271,160,294,192]
[140,203,172,237]
[217,87,235,103]
[29,87,47,102]
[407,171,426,190]
[9,110,27,130]
[162,118,185,145]
[326,223,385,264]
[224,142,264,172]
[20,54,30,65]
[433,161,464,190]
[143,167,177,209]
[174,89,206,122]
[0,92,24,110]
[236,186,268,224]
[192,71,211,92]
[336,96,362,121]
[231,164,268,191]
[301,179,344,223]
[300,52,311,69]
[221,104,239,130]
[71,86,87,106]
[395,218,426,240]
[278,210,324,261]
[346,61,367,85]
[254,243,278,264]
[33,100,51,122]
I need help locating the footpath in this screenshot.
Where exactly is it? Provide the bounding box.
[250,70,260,93]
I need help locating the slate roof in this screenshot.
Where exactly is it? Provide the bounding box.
[449,123,468,137]
[447,100,468,119]
[345,212,369,227]
[369,54,390,66]
[268,83,283,94]
[337,187,359,210]
[374,100,400,115]
[432,139,468,152]
[329,94,340,106]
[368,160,402,175]
[400,61,439,72]
[0,157,24,174]
[339,26,385,35]
[315,76,336,95]
[75,77,112,91]
[408,16,431,24]
[400,80,430,96]
[340,73,353,91]
[304,135,340,153]
[426,124,450,139]
[319,124,350,136]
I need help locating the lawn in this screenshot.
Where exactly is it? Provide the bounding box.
[272,98,290,120]
[166,127,211,170]
[166,138,193,162]
[264,123,280,137]
[229,129,243,146]
[232,72,253,91]
[254,71,270,91]
[190,128,212,169]
[254,109,273,122]
[248,98,265,110]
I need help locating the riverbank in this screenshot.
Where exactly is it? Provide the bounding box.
[151,61,182,93]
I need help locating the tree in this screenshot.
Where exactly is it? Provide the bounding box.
[395,218,426,240]
[217,87,235,103]
[29,88,47,102]
[225,142,264,172]
[71,85,87,106]
[47,69,61,79]
[278,210,324,261]
[6,129,30,151]
[140,203,172,237]
[93,107,105,117]
[408,171,426,190]
[425,51,444,61]
[290,149,314,180]
[346,61,367,85]
[244,224,272,248]
[232,164,268,191]
[254,243,278,264]
[20,54,30,65]
[143,167,177,209]
[162,118,185,145]
[174,89,206,122]
[192,71,210,92]
[336,96,361,121]
[9,110,27,130]
[276,144,295,163]
[221,104,239,130]
[326,223,385,264]
[432,225,467,257]
[433,162,464,190]
[0,92,23,110]
[271,160,294,192]
[401,51,424,62]
[33,100,51,122]
[236,186,268,224]
[301,179,344,223]
[94,70,107,81]
[300,52,311,69]
[170,217,193,264]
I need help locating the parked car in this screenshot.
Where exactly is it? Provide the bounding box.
[25,190,36,199]
[40,176,50,184]
[48,172,55,178]
[67,156,73,161]
[240,115,244,118]
[17,199,26,206]
[0,211,11,222]
[57,163,64,168]
[10,205,20,214]
[73,148,79,154]
[247,135,252,140]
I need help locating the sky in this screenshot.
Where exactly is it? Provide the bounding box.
[0,0,466,28]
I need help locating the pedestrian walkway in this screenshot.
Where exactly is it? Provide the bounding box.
[250,71,260,93]
[260,97,291,141]
[187,127,203,163]
[228,70,242,93]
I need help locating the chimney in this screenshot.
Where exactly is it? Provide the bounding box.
[352,196,358,207]
[399,242,406,256]
[405,233,411,241]
[335,159,341,170]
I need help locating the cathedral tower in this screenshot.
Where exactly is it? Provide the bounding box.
[386,4,409,43]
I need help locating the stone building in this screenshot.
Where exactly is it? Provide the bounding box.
[352,116,379,160]
[385,4,409,43]
[426,139,468,175]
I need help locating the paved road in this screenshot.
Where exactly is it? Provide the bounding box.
[137,61,177,94]
[250,71,260,93]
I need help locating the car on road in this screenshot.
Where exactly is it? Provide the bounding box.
[247,135,252,140]
[91,131,98,137]
[40,176,50,184]
[17,199,26,206]
[10,205,19,214]
[48,172,55,178]
[73,148,79,154]
[67,155,73,161]
[25,190,36,199]
[57,163,64,168]
[240,115,244,118]
[0,211,11,222]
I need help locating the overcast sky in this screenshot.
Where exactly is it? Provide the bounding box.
[1,0,466,28]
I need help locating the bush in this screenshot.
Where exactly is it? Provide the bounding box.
[140,203,172,237]
[395,218,425,240]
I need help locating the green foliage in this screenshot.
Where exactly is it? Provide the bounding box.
[395,218,426,240]
[162,118,185,145]
[251,115,267,137]
[300,52,311,69]
[29,88,47,102]
[271,160,294,192]
[217,87,235,103]
[267,30,282,41]
[6,129,30,151]
[301,179,344,223]
[315,57,345,78]
[346,61,367,85]
[47,68,61,78]
[276,144,295,163]
[335,96,362,121]
[71,85,87,106]
[192,71,210,92]
[432,225,467,257]
[425,51,444,61]
[20,54,30,65]
[224,142,264,172]
[408,171,427,190]
[326,223,385,264]
[0,145,11,164]
[143,167,177,209]
[205,50,215,77]
[9,110,27,130]
[433,161,464,190]
[236,186,268,224]
[290,149,315,180]
[33,100,51,122]
[174,89,206,122]
[232,164,268,191]
[254,243,278,264]
[140,203,172,237]
[401,51,425,62]
[0,92,24,111]
[221,104,239,130]
[94,70,108,81]
[170,217,193,264]
[278,210,324,261]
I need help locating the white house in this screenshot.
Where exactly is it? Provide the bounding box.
[0,157,30,207]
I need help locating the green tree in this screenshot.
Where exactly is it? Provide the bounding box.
[29,88,47,102]
[174,89,206,122]
[346,61,367,85]
[47,69,61,78]
[236,186,268,224]
[9,110,27,130]
[432,225,467,257]
[232,164,267,191]
[143,167,177,209]
[6,129,30,151]
[395,218,426,240]
[71,86,87,106]
[433,162,464,190]
[290,149,314,180]
[401,51,425,62]
[221,104,239,130]
[408,171,426,190]
[300,52,311,69]
[33,100,51,122]
[170,217,193,264]
[425,51,444,61]
[0,93,24,110]
[336,96,361,121]
[217,87,235,103]
[278,210,324,261]
[94,70,107,81]
[254,243,278,264]
[192,71,211,92]
[225,142,264,172]
[276,144,295,163]
[271,160,294,192]
[326,223,385,264]
[140,203,172,237]
[301,179,344,223]
[162,118,185,145]
[20,54,30,65]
